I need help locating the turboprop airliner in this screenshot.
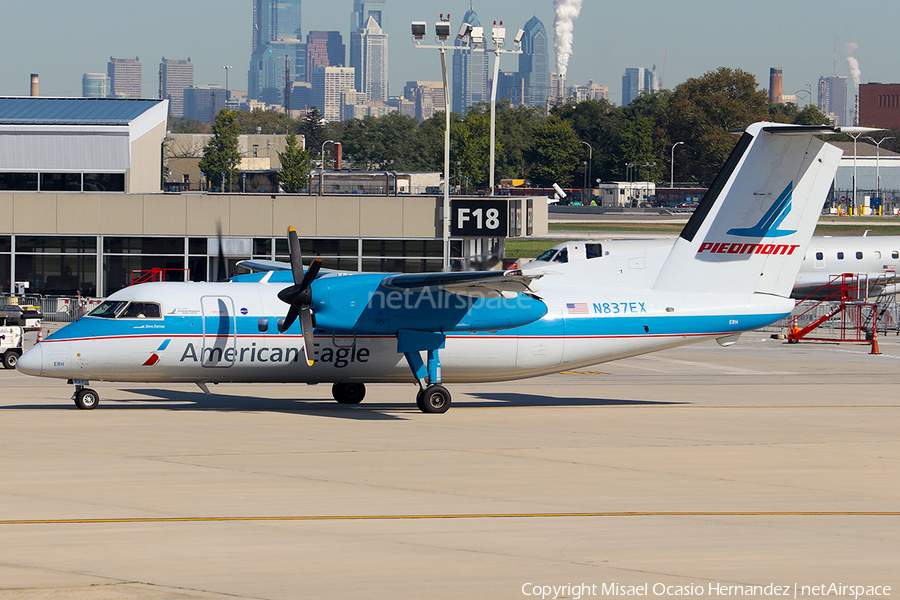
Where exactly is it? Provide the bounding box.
[18,122,843,413]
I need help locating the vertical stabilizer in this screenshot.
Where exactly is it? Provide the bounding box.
[653,123,843,297]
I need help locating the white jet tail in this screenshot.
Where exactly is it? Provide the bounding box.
[653,123,843,297]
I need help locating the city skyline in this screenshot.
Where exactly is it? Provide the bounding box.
[2,0,897,108]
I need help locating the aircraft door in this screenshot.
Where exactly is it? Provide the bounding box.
[201,296,237,368]
[813,247,825,269]
[516,306,564,368]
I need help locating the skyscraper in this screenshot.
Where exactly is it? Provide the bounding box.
[249,0,305,104]
[818,75,848,126]
[452,8,490,114]
[518,15,550,108]
[253,0,302,50]
[307,31,345,80]
[82,73,109,98]
[160,58,194,118]
[350,0,385,34]
[311,66,356,122]
[350,15,388,102]
[108,56,142,98]
[621,67,657,106]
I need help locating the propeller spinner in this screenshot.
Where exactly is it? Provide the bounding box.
[277,227,321,366]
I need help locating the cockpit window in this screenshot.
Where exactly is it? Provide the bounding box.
[535,248,557,262]
[87,300,161,319]
[88,301,128,318]
[121,302,162,319]
[553,248,569,263]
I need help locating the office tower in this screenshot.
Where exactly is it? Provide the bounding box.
[82,73,109,98]
[452,8,490,114]
[818,75,848,126]
[253,0,302,51]
[350,16,388,102]
[250,39,308,106]
[403,81,446,120]
[307,31,345,80]
[160,58,194,118]
[108,56,142,98]
[249,0,304,104]
[769,68,783,104]
[621,67,656,106]
[497,71,524,105]
[518,15,551,108]
[183,85,227,122]
[310,66,356,122]
[351,0,385,34]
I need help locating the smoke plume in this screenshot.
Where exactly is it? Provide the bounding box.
[553,0,583,76]
[845,42,861,88]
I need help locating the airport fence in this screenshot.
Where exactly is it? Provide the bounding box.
[1,294,105,323]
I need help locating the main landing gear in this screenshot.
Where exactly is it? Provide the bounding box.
[70,380,99,410]
[400,330,451,414]
[332,382,366,404]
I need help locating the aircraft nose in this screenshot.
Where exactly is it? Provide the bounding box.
[17,344,43,376]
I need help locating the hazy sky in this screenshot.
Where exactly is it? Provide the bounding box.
[2,0,896,106]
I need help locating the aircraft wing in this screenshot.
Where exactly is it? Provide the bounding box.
[237,259,291,272]
[382,269,543,298]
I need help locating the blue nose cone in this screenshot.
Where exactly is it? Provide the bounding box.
[16,344,43,376]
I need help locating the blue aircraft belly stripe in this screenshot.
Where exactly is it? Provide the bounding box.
[44,312,787,344]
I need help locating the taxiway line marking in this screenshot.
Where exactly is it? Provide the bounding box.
[2,511,898,526]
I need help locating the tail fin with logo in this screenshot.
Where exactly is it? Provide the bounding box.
[653,123,845,297]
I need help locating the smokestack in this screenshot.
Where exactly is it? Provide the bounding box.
[30,74,39,97]
[769,68,783,104]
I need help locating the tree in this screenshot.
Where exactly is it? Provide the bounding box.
[617,114,660,182]
[524,117,581,187]
[300,107,327,153]
[664,68,769,185]
[276,133,310,193]
[199,109,241,191]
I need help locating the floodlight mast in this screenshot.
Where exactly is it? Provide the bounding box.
[412,15,454,269]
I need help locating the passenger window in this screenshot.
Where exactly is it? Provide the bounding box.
[837,252,844,260]
[815,252,823,260]
[856,251,863,260]
[121,302,161,319]
[258,318,269,333]
[893,251,899,259]
[874,251,882,259]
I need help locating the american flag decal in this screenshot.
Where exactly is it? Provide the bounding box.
[566,303,589,314]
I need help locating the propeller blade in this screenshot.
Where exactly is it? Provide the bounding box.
[300,258,322,290]
[280,305,300,333]
[287,226,304,286]
[300,307,315,366]
[215,220,227,281]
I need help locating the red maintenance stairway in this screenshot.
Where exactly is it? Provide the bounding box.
[787,273,886,354]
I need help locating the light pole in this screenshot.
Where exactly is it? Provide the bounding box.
[319,139,335,196]
[471,22,523,195]
[412,16,454,269]
[580,141,592,202]
[223,65,232,102]
[864,135,895,204]
[670,141,684,187]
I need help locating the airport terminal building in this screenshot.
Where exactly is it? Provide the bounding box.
[0,97,547,302]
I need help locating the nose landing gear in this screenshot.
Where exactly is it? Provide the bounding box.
[72,382,100,410]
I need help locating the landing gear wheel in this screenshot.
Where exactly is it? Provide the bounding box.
[2,351,18,369]
[418,385,451,414]
[332,382,366,404]
[73,388,100,410]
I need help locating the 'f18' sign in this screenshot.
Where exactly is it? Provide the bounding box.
[451,199,508,236]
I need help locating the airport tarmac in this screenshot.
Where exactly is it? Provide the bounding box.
[1,331,899,599]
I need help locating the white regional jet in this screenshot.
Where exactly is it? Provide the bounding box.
[18,122,842,413]
[526,235,900,300]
